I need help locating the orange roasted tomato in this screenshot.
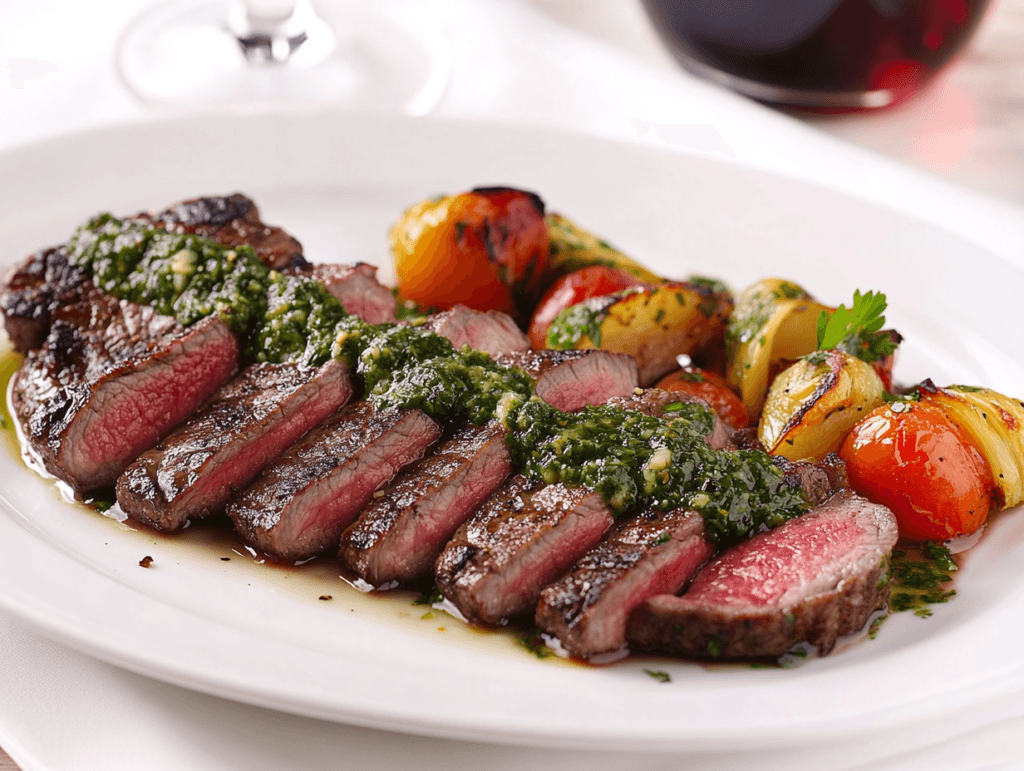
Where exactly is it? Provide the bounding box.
[527,265,645,349]
[390,187,552,321]
[654,367,749,430]
[839,401,995,541]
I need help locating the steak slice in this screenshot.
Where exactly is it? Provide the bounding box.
[116,360,353,533]
[536,508,712,661]
[627,490,898,659]
[772,453,849,506]
[285,263,397,324]
[146,193,307,270]
[492,350,639,412]
[338,421,512,588]
[607,389,732,450]
[0,246,91,353]
[11,295,239,492]
[228,402,441,561]
[435,476,614,625]
[424,305,529,355]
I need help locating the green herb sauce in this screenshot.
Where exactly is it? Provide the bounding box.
[65,215,808,541]
[889,541,958,616]
[504,399,806,545]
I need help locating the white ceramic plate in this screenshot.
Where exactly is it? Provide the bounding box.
[1,114,1023,752]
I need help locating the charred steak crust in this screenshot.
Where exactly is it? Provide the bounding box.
[1,194,305,354]
[536,508,712,660]
[146,193,307,270]
[228,402,441,562]
[12,297,239,492]
[0,247,92,353]
[492,349,640,412]
[339,421,512,587]
[435,476,614,625]
[771,453,849,507]
[627,491,899,659]
[116,359,353,533]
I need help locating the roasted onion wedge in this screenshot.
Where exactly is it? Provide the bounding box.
[726,278,833,418]
[919,383,1024,509]
[545,213,664,285]
[760,350,885,461]
[545,281,733,386]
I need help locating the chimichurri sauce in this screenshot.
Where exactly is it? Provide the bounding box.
[65,214,810,538]
[505,399,806,544]
[889,541,958,617]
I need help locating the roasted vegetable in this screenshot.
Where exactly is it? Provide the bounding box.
[527,265,645,350]
[545,212,663,285]
[726,278,832,418]
[841,400,994,540]
[655,367,748,430]
[390,187,552,321]
[759,350,885,461]
[546,281,733,386]
[918,383,1024,510]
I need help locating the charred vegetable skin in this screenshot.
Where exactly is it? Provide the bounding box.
[390,187,553,322]
[545,281,733,386]
[528,266,645,350]
[759,350,885,462]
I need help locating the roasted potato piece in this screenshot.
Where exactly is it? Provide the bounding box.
[545,281,733,386]
[726,278,833,418]
[919,382,1024,509]
[390,187,552,321]
[759,350,885,461]
[545,213,664,285]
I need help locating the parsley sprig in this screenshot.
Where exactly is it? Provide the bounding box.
[815,289,898,363]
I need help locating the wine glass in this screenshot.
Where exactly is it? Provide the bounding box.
[117,0,451,113]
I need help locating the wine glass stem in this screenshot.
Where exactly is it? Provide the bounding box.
[229,0,316,64]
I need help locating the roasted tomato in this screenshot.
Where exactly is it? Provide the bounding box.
[527,265,644,349]
[655,367,749,430]
[840,401,995,541]
[390,187,552,321]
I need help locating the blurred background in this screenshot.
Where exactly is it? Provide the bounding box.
[528,0,1023,204]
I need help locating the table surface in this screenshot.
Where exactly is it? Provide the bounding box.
[1,1,1022,769]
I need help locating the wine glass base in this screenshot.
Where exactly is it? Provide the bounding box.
[117,0,451,114]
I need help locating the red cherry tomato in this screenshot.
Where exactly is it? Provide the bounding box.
[654,368,749,430]
[839,401,994,541]
[528,266,644,349]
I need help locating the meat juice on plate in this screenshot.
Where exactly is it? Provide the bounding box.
[641,0,991,109]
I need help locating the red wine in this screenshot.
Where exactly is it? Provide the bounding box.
[642,0,990,109]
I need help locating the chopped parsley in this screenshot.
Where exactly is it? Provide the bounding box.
[644,669,671,683]
[815,289,898,364]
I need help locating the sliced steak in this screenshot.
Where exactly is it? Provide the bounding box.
[116,360,352,533]
[284,262,397,324]
[772,453,849,506]
[492,350,639,412]
[627,491,898,659]
[339,421,512,588]
[424,305,529,356]
[536,508,712,661]
[11,295,239,492]
[606,389,732,450]
[145,193,306,270]
[0,246,91,353]
[435,476,614,625]
[228,402,441,561]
